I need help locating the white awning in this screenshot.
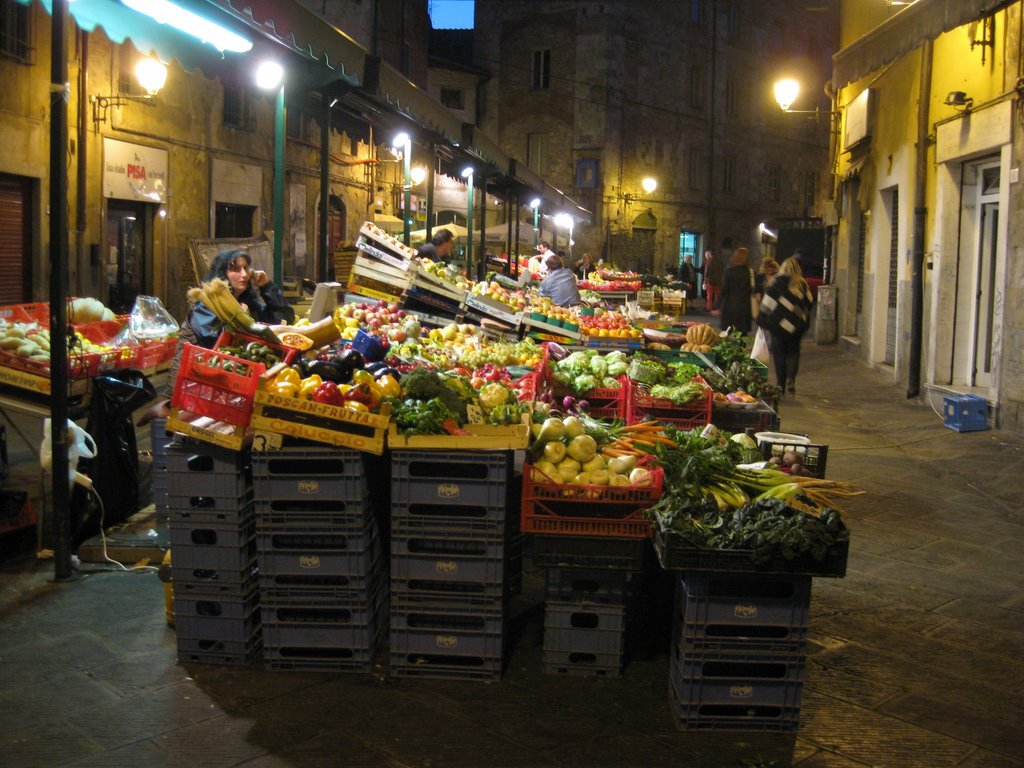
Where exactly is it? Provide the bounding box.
[833,0,1014,89]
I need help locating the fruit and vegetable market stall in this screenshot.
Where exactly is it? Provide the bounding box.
[157,221,858,731]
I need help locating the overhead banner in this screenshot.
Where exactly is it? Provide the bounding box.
[103,138,168,203]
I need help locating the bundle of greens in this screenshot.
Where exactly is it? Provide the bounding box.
[656,496,848,565]
[711,330,750,368]
[392,397,458,435]
[649,380,708,405]
[399,366,471,420]
[703,360,781,401]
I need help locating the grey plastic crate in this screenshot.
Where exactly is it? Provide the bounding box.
[670,644,805,711]
[541,648,622,677]
[389,652,502,682]
[174,601,260,645]
[258,561,382,595]
[390,607,504,661]
[254,499,372,524]
[391,533,506,585]
[680,574,811,628]
[252,448,368,502]
[391,450,511,513]
[673,584,807,655]
[531,535,648,572]
[264,640,380,672]
[263,601,386,653]
[543,601,627,653]
[257,521,380,577]
[172,556,258,592]
[390,575,506,607]
[167,492,255,526]
[545,567,633,605]
[174,589,260,622]
[170,533,257,576]
[177,629,261,666]
[668,668,801,732]
[167,440,252,499]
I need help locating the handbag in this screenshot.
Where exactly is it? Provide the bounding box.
[750,327,770,365]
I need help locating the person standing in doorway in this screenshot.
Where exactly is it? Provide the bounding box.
[703,247,724,310]
[756,255,814,394]
[679,254,698,297]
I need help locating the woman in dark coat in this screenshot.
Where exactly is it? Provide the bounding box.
[713,246,754,334]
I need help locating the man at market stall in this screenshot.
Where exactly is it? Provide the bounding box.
[537,254,583,307]
[416,228,454,261]
[519,240,553,287]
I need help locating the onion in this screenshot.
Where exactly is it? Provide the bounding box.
[576,399,590,413]
[563,396,577,411]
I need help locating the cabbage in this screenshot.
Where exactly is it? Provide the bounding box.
[602,377,620,388]
[589,355,608,378]
[607,361,628,376]
[573,373,599,393]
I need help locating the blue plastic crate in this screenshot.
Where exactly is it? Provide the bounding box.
[391,450,511,511]
[545,567,634,605]
[391,533,506,585]
[252,448,368,502]
[943,394,990,432]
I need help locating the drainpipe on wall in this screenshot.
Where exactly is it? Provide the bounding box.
[76,30,88,296]
[907,38,933,399]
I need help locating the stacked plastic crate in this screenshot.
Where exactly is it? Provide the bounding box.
[252,446,385,672]
[669,573,811,731]
[149,417,168,519]
[542,566,637,677]
[167,438,260,665]
[389,450,513,681]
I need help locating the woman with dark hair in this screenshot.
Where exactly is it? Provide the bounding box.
[180,249,295,349]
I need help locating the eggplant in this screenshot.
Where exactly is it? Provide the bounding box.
[306,359,353,384]
[372,366,399,381]
[364,361,387,374]
[335,348,365,370]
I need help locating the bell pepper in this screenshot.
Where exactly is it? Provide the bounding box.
[351,369,376,388]
[272,381,299,398]
[274,367,301,387]
[344,400,369,412]
[377,374,401,399]
[298,374,323,400]
[344,382,376,405]
[312,381,346,406]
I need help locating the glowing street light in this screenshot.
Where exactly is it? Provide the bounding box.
[462,167,475,274]
[641,177,658,194]
[255,60,286,283]
[410,166,427,185]
[529,197,541,249]
[554,212,574,259]
[774,78,800,112]
[134,57,167,95]
[392,132,413,245]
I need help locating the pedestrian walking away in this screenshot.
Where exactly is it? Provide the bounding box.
[756,255,814,394]
[712,246,755,334]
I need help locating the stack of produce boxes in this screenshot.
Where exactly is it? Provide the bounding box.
[252,446,386,671]
[542,566,638,677]
[669,573,810,731]
[167,438,260,665]
[149,417,169,520]
[389,450,514,681]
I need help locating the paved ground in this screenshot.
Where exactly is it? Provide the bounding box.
[1,330,1023,767]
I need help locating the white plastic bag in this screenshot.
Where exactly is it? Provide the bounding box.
[751,327,770,365]
[41,418,97,490]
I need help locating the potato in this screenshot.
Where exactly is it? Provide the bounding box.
[782,450,803,467]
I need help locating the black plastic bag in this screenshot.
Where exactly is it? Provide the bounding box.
[74,368,156,546]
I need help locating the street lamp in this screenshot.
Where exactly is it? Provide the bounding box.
[529,197,541,250]
[410,165,427,185]
[462,166,474,275]
[392,132,412,245]
[773,77,822,117]
[641,177,658,194]
[553,212,574,259]
[255,60,285,284]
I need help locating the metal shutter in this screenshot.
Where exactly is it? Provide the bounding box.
[0,174,30,304]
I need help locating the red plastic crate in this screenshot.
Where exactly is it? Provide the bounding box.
[520,465,663,539]
[75,322,143,370]
[541,342,627,417]
[171,343,262,426]
[214,331,298,367]
[627,376,712,429]
[514,371,539,402]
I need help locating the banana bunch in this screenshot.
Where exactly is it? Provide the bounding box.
[0,323,51,361]
[186,280,281,344]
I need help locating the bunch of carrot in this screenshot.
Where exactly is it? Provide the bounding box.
[601,421,677,458]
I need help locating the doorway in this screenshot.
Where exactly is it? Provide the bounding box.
[952,159,1002,389]
[106,200,151,314]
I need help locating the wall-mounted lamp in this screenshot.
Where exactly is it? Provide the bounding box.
[773,77,833,122]
[392,132,413,244]
[91,57,167,125]
[944,90,973,111]
[410,166,427,185]
[624,177,658,204]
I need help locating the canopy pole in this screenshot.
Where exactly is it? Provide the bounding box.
[319,93,331,281]
[272,85,285,285]
[50,0,73,581]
